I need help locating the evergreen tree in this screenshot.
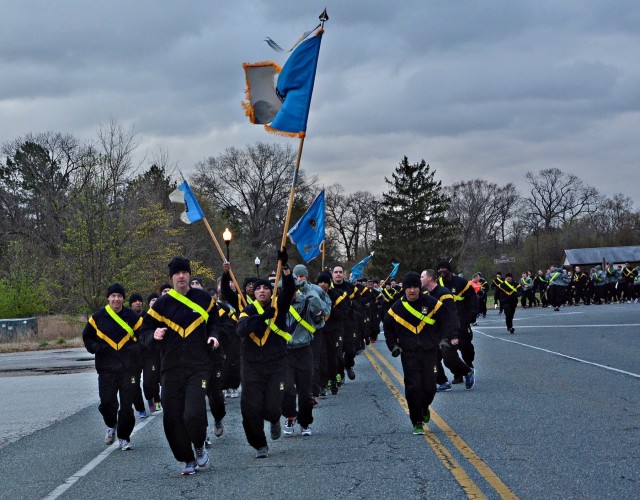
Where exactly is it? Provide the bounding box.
[373,156,456,276]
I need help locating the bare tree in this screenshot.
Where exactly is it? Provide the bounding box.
[192,142,317,269]
[325,184,379,262]
[523,168,602,231]
[446,180,520,264]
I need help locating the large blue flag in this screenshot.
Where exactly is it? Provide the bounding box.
[288,190,325,262]
[268,29,323,137]
[169,177,204,224]
[243,28,323,138]
[351,253,374,282]
[389,262,400,279]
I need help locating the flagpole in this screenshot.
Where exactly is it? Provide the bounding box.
[321,240,326,270]
[271,135,305,306]
[201,217,247,307]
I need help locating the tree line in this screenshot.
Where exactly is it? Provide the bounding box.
[1,123,638,318]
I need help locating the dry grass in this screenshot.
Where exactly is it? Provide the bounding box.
[0,314,86,353]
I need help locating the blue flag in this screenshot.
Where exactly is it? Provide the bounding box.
[288,191,325,262]
[351,253,373,282]
[267,29,323,137]
[243,27,323,137]
[389,262,400,279]
[169,178,204,224]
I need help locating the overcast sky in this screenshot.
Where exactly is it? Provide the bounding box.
[2,1,639,205]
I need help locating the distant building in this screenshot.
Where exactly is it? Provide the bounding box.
[562,246,640,267]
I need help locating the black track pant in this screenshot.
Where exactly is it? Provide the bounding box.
[502,301,516,330]
[98,371,136,440]
[161,367,211,463]
[240,358,286,450]
[282,345,314,428]
[400,350,438,426]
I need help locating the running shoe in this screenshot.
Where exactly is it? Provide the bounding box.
[412,424,424,435]
[105,427,116,445]
[465,368,476,390]
[182,461,197,475]
[436,382,452,392]
[195,447,209,468]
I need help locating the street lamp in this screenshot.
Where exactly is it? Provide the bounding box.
[222,228,232,261]
[255,256,261,277]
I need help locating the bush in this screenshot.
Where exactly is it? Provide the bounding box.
[0,275,53,318]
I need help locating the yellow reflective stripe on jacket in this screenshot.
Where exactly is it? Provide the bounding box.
[168,289,210,322]
[334,291,347,307]
[105,305,138,340]
[548,272,560,284]
[218,307,238,322]
[401,298,439,325]
[499,281,519,296]
[389,308,425,334]
[439,278,472,301]
[146,308,186,337]
[247,301,292,346]
[438,293,455,303]
[89,316,132,351]
[289,305,316,334]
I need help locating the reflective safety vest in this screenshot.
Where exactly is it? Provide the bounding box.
[289,304,316,334]
[382,288,396,302]
[501,281,519,296]
[90,305,142,351]
[247,301,292,346]
[388,297,442,335]
[548,272,560,284]
[438,278,471,302]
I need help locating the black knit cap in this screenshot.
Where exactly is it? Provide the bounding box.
[253,278,273,292]
[129,293,143,305]
[147,292,159,303]
[403,272,421,289]
[107,283,126,298]
[168,256,191,277]
[316,271,332,284]
[436,260,452,272]
[159,283,172,294]
[243,277,257,288]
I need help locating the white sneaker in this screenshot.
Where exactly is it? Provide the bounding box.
[283,418,295,436]
[229,388,239,398]
[105,427,116,445]
[119,439,133,450]
[195,446,209,468]
[301,426,312,436]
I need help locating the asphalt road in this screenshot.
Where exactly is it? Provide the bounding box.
[0,303,638,499]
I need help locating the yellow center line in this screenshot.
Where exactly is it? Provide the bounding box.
[366,345,519,500]
[364,350,486,500]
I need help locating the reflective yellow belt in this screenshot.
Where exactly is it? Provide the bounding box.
[90,306,141,351]
[289,305,316,334]
[388,298,440,335]
[145,290,213,339]
[245,301,292,346]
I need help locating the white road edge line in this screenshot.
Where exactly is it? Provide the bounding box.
[475,329,640,379]
[42,415,158,500]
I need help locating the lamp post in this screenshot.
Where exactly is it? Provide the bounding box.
[222,228,232,261]
[255,256,261,278]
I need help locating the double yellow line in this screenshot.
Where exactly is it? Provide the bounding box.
[365,345,518,500]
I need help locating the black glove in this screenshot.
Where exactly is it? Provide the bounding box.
[439,338,451,353]
[391,345,402,357]
[261,306,276,320]
[277,247,288,266]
